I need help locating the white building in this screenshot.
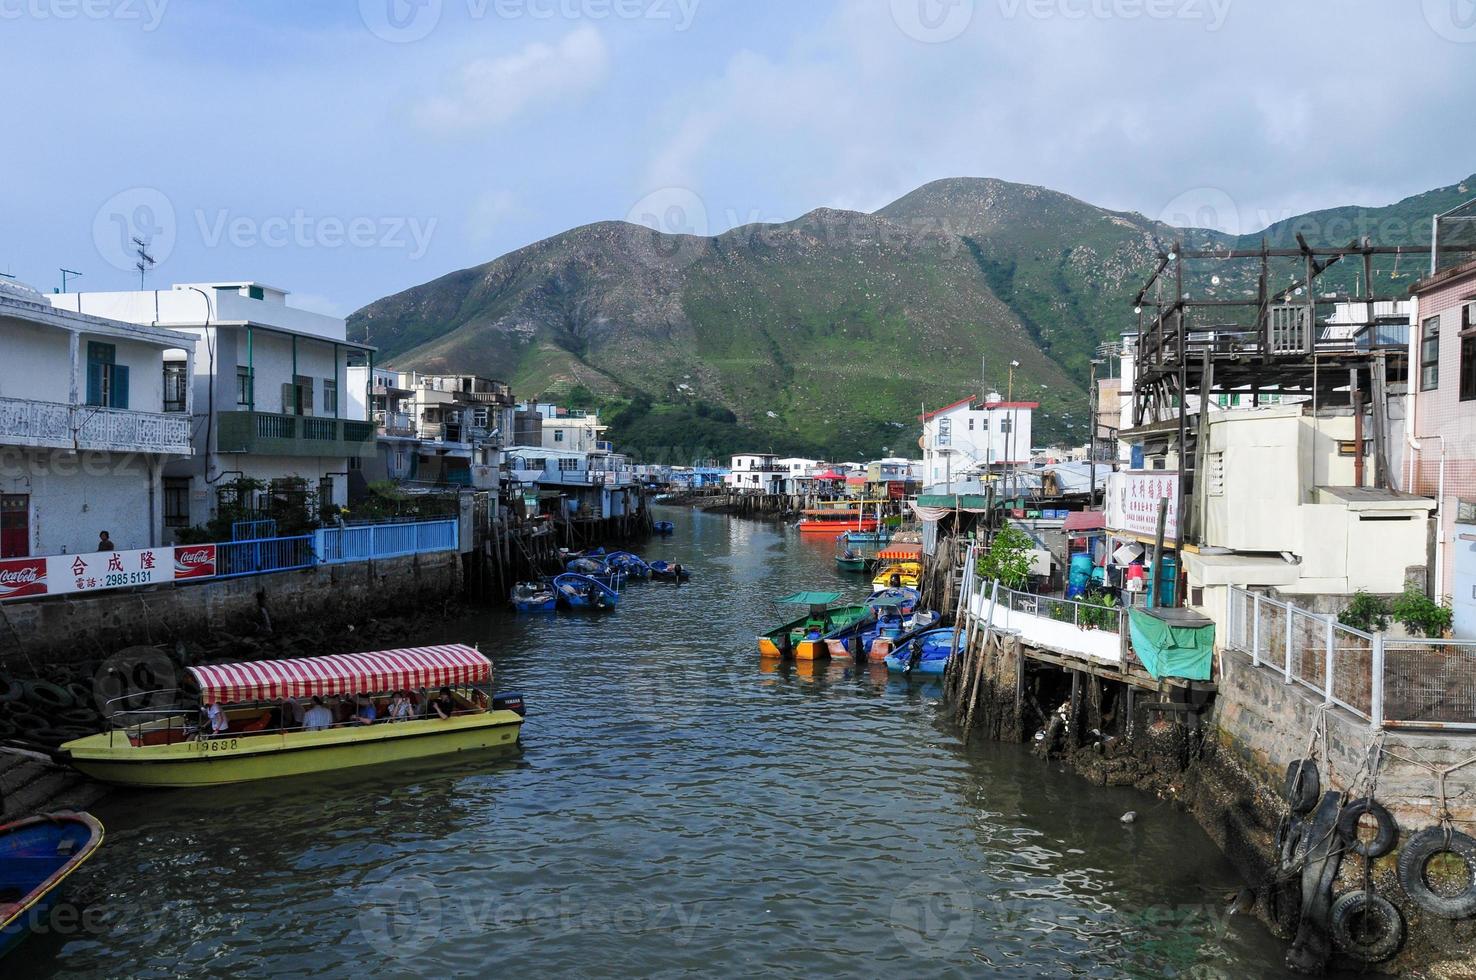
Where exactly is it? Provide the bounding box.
[919,393,1036,491]
[1,279,196,555]
[726,453,785,492]
[348,369,513,490]
[49,282,374,535]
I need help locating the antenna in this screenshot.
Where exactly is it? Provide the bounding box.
[131,237,156,288]
[60,268,83,293]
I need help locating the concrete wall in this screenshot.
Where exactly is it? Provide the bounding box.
[0,549,462,670]
[1214,649,1476,831]
[0,318,172,412]
[0,448,162,555]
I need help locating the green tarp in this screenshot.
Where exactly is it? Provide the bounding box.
[1129,609,1215,681]
[778,591,842,606]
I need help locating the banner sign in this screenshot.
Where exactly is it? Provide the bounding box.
[0,545,219,602]
[1109,471,1180,540]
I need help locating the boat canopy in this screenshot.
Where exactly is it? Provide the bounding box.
[877,543,922,561]
[777,591,841,605]
[186,645,491,704]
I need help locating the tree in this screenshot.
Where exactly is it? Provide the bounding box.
[978,525,1034,589]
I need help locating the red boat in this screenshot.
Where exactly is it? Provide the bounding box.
[795,507,879,536]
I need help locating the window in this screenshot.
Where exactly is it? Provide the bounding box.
[237,366,253,407]
[554,430,564,443]
[163,362,188,413]
[247,285,265,300]
[163,478,190,528]
[968,418,975,431]
[283,375,314,416]
[558,458,579,471]
[1462,336,1476,402]
[85,342,129,409]
[1421,315,1441,391]
[323,378,338,414]
[0,494,28,558]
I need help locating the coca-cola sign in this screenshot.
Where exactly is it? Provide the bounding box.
[0,557,47,600]
[173,544,216,580]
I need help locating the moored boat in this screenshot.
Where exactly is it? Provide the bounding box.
[606,552,652,581]
[649,560,690,581]
[885,628,957,675]
[653,521,676,535]
[834,547,873,573]
[58,646,525,788]
[795,505,879,536]
[758,591,870,661]
[872,560,923,593]
[0,811,104,960]
[510,580,557,613]
[554,573,620,610]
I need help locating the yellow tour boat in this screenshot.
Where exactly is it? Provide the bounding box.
[59,645,525,788]
[872,561,923,593]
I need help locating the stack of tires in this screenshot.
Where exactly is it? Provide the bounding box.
[0,666,102,746]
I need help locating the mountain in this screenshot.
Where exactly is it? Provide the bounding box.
[349,172,1476,461]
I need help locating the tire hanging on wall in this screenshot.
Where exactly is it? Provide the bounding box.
[1283,759,1320,815]
[1328,889,1405,963]
[1397,827,1476,920]
[1337,798,1399,859]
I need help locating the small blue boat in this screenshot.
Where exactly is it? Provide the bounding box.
[554,573,620,610]
[649,560,691,581]
[653,521,676,535]
[0,811,105,960]
[510,581,558,613]
[841,529,892,545]
[885,628,957,676]
[605,552,652,581]
[868,586,920,616]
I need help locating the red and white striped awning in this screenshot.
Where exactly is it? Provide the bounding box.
[186,645,491,704]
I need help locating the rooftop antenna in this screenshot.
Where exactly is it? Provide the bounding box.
[60,268,83,293]
[132,237,155,288]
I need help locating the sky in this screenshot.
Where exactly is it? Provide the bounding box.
[1,0,1474,318]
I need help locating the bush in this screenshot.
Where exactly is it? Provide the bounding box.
[1078,592,1120,631]
[1391,588,1453,639]
[1339,591,1391,633]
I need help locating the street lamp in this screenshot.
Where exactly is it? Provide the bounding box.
[1007,360,1020,402]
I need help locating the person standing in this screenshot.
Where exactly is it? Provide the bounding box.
[96,530,115,552]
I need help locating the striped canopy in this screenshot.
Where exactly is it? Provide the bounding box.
[186,645,491,704]
[878,543,923,561]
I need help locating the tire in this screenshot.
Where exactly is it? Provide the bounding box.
[58,707,99,726]
[24,680,74,710]
[1276,814,1302,871]
[0,674,21,703]
[1398,827,1476,920]
[1284,759,1320,815]
[1338,798,1399,859]
[1329,890,1405,962]
[65,682,93,709]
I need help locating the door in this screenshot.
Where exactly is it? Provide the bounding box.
[1453,523,1476,639]
[1,495,29,558]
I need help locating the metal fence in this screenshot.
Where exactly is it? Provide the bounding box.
[216,535,315,579]
[1000,587,1125,632]
[315,519,458,565]
[1225,587,1476,730]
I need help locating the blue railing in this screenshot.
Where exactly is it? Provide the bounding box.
[315,519,459,565]
[232,519,277,541]
[216,535,315,579]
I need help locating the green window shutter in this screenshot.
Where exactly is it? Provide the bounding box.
[86,362,104,406]
[110,365,129,409]
[87,342,116,364]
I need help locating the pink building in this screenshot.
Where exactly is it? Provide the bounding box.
[1407,257,1476,631]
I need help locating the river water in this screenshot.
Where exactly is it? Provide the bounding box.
[17,507,1293,978]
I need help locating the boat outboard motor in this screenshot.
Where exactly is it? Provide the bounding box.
[492,692,527,717]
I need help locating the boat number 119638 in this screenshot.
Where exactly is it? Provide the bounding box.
[192,739,240,753]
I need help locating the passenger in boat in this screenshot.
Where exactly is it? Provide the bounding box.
[430,687,456,720]
[270,697,303,731]
[203,701,229,735]
[353,694,378,725]
[388,691,415,722]
[303,696,333,732]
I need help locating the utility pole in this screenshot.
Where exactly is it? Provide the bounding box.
[60,268,83,293]
[1090,357,1105,509]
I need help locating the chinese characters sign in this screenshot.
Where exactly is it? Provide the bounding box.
[0,545,219,602]
[1109,471,1180,540]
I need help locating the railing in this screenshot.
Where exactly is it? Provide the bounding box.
[256,413,297,439]
[973,580,1126,666]
[1225,587,1476,730]
[232,519,277,541]
[215,535,315,579]
[0,395,192,454]
[315,519,458,565]
[302,417,337,441]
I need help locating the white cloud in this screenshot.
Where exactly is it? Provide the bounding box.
[417,26,611,132]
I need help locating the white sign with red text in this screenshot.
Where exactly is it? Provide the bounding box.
[1108,471,1180,540]
[49,547,175,597]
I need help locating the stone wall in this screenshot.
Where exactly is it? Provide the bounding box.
[0,550,463,671]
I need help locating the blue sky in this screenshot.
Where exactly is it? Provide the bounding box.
[1,0,1474,317]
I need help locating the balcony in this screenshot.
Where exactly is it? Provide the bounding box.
[216,411,374,458]
[374,410,416,438]
[0,396,192,455]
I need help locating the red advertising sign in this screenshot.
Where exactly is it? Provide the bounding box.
[173,544,217,580]
[0,557,48,601]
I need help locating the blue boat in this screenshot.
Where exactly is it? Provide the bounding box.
[885,628,958,676]
[653,521,676,535]
[510,580,558,613]
[0,811,104,960]
[554,574,620,610]
[841,529,892,545]
[649,560,691,582]
[868,586,920,616]
[605,552,652,581]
